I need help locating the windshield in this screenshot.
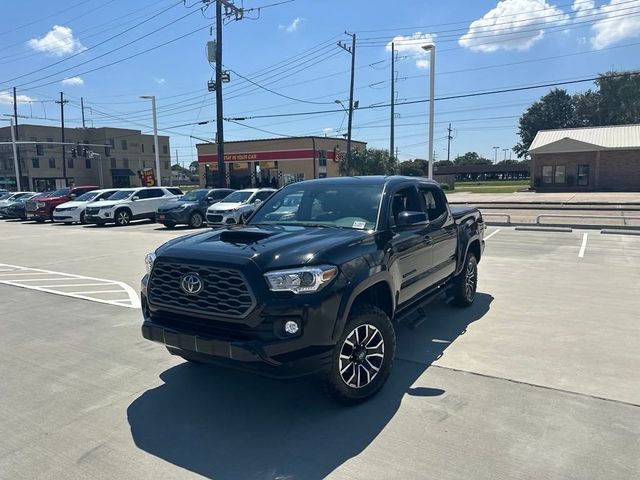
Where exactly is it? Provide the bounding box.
[249,184,382,229]
[181,190,208,202]
[0,193,12,200]
[75,191,99,202]
[220,191,253,203]
[108,190,134,200]
[51,187,70,197]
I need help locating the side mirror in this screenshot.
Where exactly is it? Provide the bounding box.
[69,194,76,199]
[131,196,139,201]
[254,199,263,205]
[396,211,428,228]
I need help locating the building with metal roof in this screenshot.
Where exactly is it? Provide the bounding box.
[528,124,640,191]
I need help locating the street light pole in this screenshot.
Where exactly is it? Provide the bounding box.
[140,95,162,187]
[422,44,436,180]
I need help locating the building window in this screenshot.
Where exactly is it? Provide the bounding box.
[68,157,74,169]
[47,137,53,148]
[163,160,170,170]
[283,173,304,184]
[109,138,115,148]
[121,139,128,150]
[105,146,111,156]
[141,143,144,153]
[319,173,327,178]
[85,158,91,169]
[36,144,44,156]
[48,157,56,168]
[152,144,155,153]
[163,145,168,154]
[577,164,589,186]
[32,158,39,168]
[110,158,116,169]
[542,166,553,184]
[123,158,129,168]
[318,150,327,166]
[554,165,565,184]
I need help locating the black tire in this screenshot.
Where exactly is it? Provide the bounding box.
[79,211,86,225]
[164,222,176,229]
[189,211,204,228]
[114,208,131,226]
[323,303,396,405]
[35,219,45,224]
[451,252,478,307]
[64,222,72,225]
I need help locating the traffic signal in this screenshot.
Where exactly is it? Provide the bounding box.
[70,147,76,158]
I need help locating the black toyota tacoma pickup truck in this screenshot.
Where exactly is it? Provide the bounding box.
[141,176,484,404]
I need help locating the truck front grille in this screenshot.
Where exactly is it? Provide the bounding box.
[148,262,256,318]
[25,201,37,212]
[85,207,100,215]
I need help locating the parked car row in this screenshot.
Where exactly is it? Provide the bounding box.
[0,186,277,229]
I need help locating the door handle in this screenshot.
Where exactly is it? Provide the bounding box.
[424,235,433,245]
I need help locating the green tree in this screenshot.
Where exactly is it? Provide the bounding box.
[188,160,199,173]
[399,159,427,176]
[514,89,577,158]
[434,160,453,167]
[340,148,396,176]
[454,152,492,165]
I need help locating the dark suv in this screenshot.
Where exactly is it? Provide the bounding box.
[141,176,484,403]
[156,188,234,229]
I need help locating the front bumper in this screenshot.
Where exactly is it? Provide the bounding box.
[206,211,240,226]
[26,207,52,221]
[157,209,190,224]
[53,209,81,223]
[85,210,115,224]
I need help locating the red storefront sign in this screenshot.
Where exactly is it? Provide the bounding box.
[198,149,337,163]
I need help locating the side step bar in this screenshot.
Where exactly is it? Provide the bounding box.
[395,283,454,329]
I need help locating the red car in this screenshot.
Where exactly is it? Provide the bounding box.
[25,185,98,223]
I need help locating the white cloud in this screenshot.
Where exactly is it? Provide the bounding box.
[28,25,85,56]
[279,17,303,33]
[572,0,595,17]
[459,0,570,52]
[386,32,436,69]
[154,78,166,85]
[587,0,640,49]
[61,76,84,86]
[0,91,35,105]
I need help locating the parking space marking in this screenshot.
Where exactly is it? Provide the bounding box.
[578,233,589,258]
[0,263,140,309]
[484,228,501,240]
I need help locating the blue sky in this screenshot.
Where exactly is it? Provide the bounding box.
[1,0,639,165]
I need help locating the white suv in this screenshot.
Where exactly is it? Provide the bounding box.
[85,187,177,226]
[206,188,276,227]
[53,188,119,224]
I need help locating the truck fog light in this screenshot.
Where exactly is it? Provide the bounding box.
[284,320,299,335]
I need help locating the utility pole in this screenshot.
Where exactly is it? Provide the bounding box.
[12,87,23,189]
[446,123,453,162]
[56,92,69,185]
[80,97,86,129]
[502,148,509,161]
[338,32,356,172]
[215,0,225,187]
[492,146,500,164]
[390,42,395,160]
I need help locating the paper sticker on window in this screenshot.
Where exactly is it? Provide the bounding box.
[352,221,366,229]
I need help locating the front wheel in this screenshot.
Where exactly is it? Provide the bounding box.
[323,304,396,405]
[451,252,478,307]
[189,211,204,228]
[114,209,131,226]
[79,211,86,225]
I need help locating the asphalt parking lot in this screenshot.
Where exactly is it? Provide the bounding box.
[1,219,639,480]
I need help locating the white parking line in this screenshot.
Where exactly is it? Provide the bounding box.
[579,233,589,258]
[485,228,501,240]
[0,263,140,309]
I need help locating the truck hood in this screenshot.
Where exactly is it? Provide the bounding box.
[158,200,197,211]
[40,195,67,204]
[157,225,372,271]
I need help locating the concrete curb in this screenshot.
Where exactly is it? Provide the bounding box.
[485,221,640,231]
[601,229,640,236]
[515,226,573,233]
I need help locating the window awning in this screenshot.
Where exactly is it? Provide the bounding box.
[110,169,136,176]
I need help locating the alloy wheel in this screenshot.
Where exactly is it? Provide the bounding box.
[191,213,203,228]
[465,258,477,301]
[117,211,130,226]
[338,324,385,389]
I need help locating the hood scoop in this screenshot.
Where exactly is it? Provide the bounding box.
[219,228,273,244]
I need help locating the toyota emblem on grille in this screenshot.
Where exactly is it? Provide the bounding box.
[180,273,204,295]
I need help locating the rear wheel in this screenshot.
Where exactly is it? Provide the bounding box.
[451,252,478,307]
[79,211,86,224]
[164,222,176,229]
[323,303,395,405]
[189,211,204,228]
[114,209,131,226]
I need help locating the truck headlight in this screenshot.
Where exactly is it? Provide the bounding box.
[264,265,337,294]
[144,252,156,274]
[36,202,46,208]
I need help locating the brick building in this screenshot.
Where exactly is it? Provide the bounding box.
[529,125,640,192]
[0,124,171,191]
[197,136,366,189]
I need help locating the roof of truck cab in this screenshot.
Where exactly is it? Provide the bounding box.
[293,175,439,187]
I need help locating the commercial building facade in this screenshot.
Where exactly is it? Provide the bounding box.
[529,125,640,192]
[0,124,171,191]
[196,137,366,189]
